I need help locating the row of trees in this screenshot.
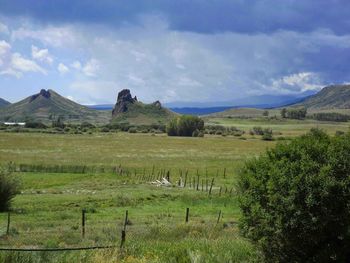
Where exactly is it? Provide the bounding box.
[312,112,350,122]
[281,107,307,119]
[167,115,204,137]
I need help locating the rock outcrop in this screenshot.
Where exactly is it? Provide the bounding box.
[30,89,51,102]
[112,89,137,116]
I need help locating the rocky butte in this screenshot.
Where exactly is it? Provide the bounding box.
[112,89,138,116]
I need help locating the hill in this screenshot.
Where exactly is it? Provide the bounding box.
[0,89,110,124]
[0,98,10,108]
[204,107,268,118]
[292,84,350,109]
[111,89,177,125]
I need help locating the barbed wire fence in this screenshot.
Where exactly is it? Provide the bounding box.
[0,163,237,252]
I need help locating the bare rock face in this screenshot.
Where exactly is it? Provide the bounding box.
[30,89,51,102]
[152,100,162,109]
[112,89,137,116]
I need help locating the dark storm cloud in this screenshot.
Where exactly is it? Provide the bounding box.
[0,0,349,34]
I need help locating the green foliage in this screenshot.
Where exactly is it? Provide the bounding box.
[261,128,273,141]
[262,110,269,117]
[280,108,287,118]
[312,112,350,122]
[25,121,47,129]
[52,116,65,129]
[250,126,264,135]
[238,129,350,262]
[0,166,20,212]
[167,115,204,137]
[286,107,307,119]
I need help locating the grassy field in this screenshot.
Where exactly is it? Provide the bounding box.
[0,119,348,262]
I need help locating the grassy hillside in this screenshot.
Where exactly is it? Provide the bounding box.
[0,89,111,124]
[292,84,350,109]
[0,98,10,108]
[112,101,177,125]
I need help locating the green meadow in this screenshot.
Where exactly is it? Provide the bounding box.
[0,118,349,262]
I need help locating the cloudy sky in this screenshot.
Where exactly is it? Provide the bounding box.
[0,0,349,105]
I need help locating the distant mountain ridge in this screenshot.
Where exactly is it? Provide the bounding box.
[88,93,312,116]
[0,98,10,108]
[291,84,350,109]
[0,89,110,124]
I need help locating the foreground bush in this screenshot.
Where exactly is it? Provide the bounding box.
[0,167,20,212]
[167,115,204,137]
[238,129,350,262]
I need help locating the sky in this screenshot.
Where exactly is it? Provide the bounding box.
[0,0,349,105]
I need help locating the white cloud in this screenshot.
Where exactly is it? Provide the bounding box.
[71,60,82,70]
[0,40,47,78]
[82,59,100,77]
[31,45,53,64]
[12,25,79,47]
[7,17,350,103]
[57,63,69,74]
[11,53,47,75]
[0,22,9,34]
[268,72,323,94]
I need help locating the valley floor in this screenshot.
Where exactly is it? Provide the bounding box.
[0,119,348,262]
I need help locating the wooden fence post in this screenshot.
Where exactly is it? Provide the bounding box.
[223,168,226,179]
[6,212,10,235]
[82,209,86,238]
[185,208,190,223]
[196,173,199,191]
[124,210,129,231]
[217,210,222,224]
[120,210,129,248]
[209,178,214,195]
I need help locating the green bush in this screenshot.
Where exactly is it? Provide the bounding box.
[128,127,137,133]
[0,167,20,212]
[25,121,47,129]
[261,128,273,141]
[238,129,350,262]
[166,115,204,137]
[312,112,350,122]
[251,126,264,135]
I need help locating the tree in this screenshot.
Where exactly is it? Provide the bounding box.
[52,116,65,129]
[166,115,204,137]
[0,166,20,212]
[280,108,287,118]
[263,110,269,117]
[238,129,350,262]
[286,107,307,119]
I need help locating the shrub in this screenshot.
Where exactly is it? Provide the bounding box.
[128,127,137,133]
[25,121,47,129]
[166,115,204,137]
[192,129,200,137]
[261,128,273,141]
[238,129,350,262]
[0,167,20,212]
[286,107,307,119]
[251,126,264,135]
[312,112,350,122]
[100,127,110,133]
[52,116,65,129]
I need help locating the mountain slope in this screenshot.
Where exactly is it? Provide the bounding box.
[292,84,350,109]
[0,89,110,124]
[111,89,177,125]
[0,98,10,108]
